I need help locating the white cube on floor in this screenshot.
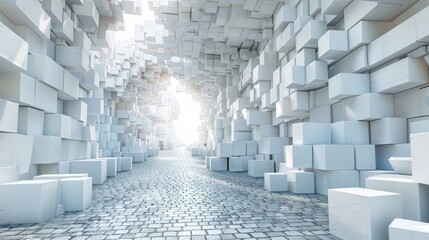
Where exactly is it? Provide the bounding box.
[246,142,258,156]
[329,187,402,240]
[119,157,132,171]
[288,170,315,194]
[264,173,288,192]
[313,145,355,170]
[217,143,232,157]
[229,157,246,172]
[285,145,313,169]
[33,174,92,212]
[102,158,117,177]
[410,133,429,185]
[370,118,407,145]
[292,122,331,145]
[205,157,210,169]
[0,98,18,133]
[209,157,227,171]
[315,170,359,196]
[389,218,429,240]
[366,174,429,222]
[389,157,412,175]
[70,159,107,184]
[248,160,275,177]
[0,180,59,224]
[355,145,376,170]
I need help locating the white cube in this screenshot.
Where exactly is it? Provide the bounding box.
[101,158,117,177]
[0,20,29,72]
[258,137,289,155]
[305,60,328,89]
[32,135,62,164]
[27,55,64,91]
[217,143,232,157]
[209,157,227,171]
[119,157,132,171]
[64,100,88,122]
[389,218,429,240]
[264,173,288,192]
[288,170,315,194]
[191,148,200,156]
[318,30,349,60]
[292,122,331,145]
[343,93,394,121]
[248,160,275,177]
[246,142,258,156]
[315,170,359,196]
[295,20,327,51]
[0,72,35,105]
[389,157,412,175]
[35,80,57,113]
[331,121,369,144]
[44,114,72,139]
[0,180,58,224]
[359,170,395,187]
[313,145,355,170]
[70,159,107,185]
[329,73,370,101]
[366,174,429,222]
[18,107,44,135]
[370,118,407,145]
[285,145,313,169]
[355,145,376,170]
[329,187,402,240]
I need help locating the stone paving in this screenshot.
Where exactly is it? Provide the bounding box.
[0,148,340,240]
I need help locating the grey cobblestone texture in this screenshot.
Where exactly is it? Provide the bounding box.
[0,148,340,240]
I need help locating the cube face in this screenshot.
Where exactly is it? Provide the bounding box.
[18,107,44,135]
[70,160,107,185]
[370,118,407,145]
[248,160,274,177]
[0,72,35,106]
[313,145,355,170]
[329,188,402,240]
[295,20,327,51]
[232,141,247,156]
[44,114,72,139]
[0,98,19,133]
[328,73,370,101]
[288,171,315,194]
[285,145,313,169]
[264,173,288,192]
[0,21,29,72]
[35,80,57,113]
[209,157,227,171]
[292,123,331,145]
[217,143,232,157]
[343,93,394,121]
[315,170,359,196]
[32,136,62,164]
[331,121,369,145]
[318,30,348,60]
[355,145,376,170]
[389,218,429,240]
[305,60,328,89]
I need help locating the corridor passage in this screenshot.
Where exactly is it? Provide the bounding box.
[0,148,338,240]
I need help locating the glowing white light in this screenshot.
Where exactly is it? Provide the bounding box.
[169,78,202,145]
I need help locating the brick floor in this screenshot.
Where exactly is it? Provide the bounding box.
[0,148,340,240]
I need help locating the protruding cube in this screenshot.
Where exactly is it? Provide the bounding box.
[285,145,313,169]
[288,170,315,194]
[248,160,275,177]
[264,173,288,192]
[313,145,355,170]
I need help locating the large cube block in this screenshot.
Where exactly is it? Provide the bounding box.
[248,160,274,177]
[370,118,407,145]
[313,145,355,170]
[0,133,33,167]
[258,137,289,155]
[292,122,331,145]
[318,30,348,60]
[329,188,402,240]
[282,63,305,89]
[295,20,327,51]
[0,21,29,72]
[100,158,117,177]
[246,142,258,156]
[244,109,272,126]
[305,60,328,89]
[59,70,79,101]
[389,218,429,240]
[331,121,369,144]
[232,141,246,156]
[217,143,232,157]
[27,55,64,91]
[0,166,18,184]
[315,170,359,196]
[370,57,429,94]
[0,98,18,133]
[118,157,132,171]
[285,145,313,169]
[367,174,429,222]
[288,170,315,194]
[329,73,370,101]
[70,159,107,184]
[44,114,72,139]
[32,135,62,164]
[343,93,394,121]
[264,173,288,192]
[55,46,90,72]
[389,157,411,175]
[0,72,35,106]
[209,157,227,171]
[0,180,58,224]
[18,107,44,135]
[411,133,429,185]
[35,80,57,113]
[64,100,88,122]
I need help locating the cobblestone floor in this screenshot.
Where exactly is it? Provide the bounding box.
[0,148,340,240]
